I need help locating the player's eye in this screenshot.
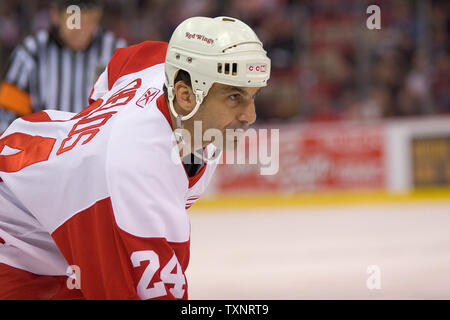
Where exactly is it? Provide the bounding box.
[229,94,239,101]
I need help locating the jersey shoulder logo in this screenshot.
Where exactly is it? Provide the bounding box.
[136,87,161,108]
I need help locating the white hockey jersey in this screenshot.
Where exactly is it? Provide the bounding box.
[0,41,219,299]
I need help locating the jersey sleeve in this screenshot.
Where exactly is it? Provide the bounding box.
[0,36,38,116]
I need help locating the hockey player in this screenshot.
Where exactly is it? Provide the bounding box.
[0,16,270,299]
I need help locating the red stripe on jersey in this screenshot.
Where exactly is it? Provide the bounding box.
[0,236,4,244]
[51,197,190,300]
[21,111,53,122]
[156,94,173,129]
[20,111,69,123]
[107,41,168,90]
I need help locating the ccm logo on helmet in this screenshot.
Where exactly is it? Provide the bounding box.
[247,64,267,73]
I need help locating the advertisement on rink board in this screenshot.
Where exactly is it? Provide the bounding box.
[213,123,386,193]
[412,136,450,187]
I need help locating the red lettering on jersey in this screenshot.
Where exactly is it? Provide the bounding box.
[56,112,115,155]
[71,99,103,121]
[57,79,142,155]
[0,133,56,173]
[100,79,142,111]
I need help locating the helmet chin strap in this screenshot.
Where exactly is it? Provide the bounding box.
[167,85,205,147]
[167,84,222,163]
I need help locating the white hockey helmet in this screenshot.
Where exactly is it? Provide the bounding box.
[165,16,271,121]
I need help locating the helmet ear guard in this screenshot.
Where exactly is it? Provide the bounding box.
[165,16,271,123]
[165,75,205,122]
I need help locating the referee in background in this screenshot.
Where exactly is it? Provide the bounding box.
[0,0,127,131]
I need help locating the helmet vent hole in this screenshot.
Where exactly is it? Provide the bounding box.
[217,63,223,73]
[232,63,237,76]
[224,63,230,75]
[222,18,235,22]
[222,44,238,53]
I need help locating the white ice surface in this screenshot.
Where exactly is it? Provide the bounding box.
[187,201,450,299]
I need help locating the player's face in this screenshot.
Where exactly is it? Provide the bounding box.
[52,7,102,51]
[195,83,261,150]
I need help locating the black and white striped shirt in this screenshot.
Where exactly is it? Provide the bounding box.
[2,27,126,115]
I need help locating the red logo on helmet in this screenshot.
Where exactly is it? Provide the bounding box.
[247,64,267,73]
[185,32,214,45]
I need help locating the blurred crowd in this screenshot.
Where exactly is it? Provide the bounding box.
[0,0,448,123]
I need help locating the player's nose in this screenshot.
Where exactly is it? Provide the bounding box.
[237,99,257,126]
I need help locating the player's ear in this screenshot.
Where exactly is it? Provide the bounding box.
[174,81,196,113]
